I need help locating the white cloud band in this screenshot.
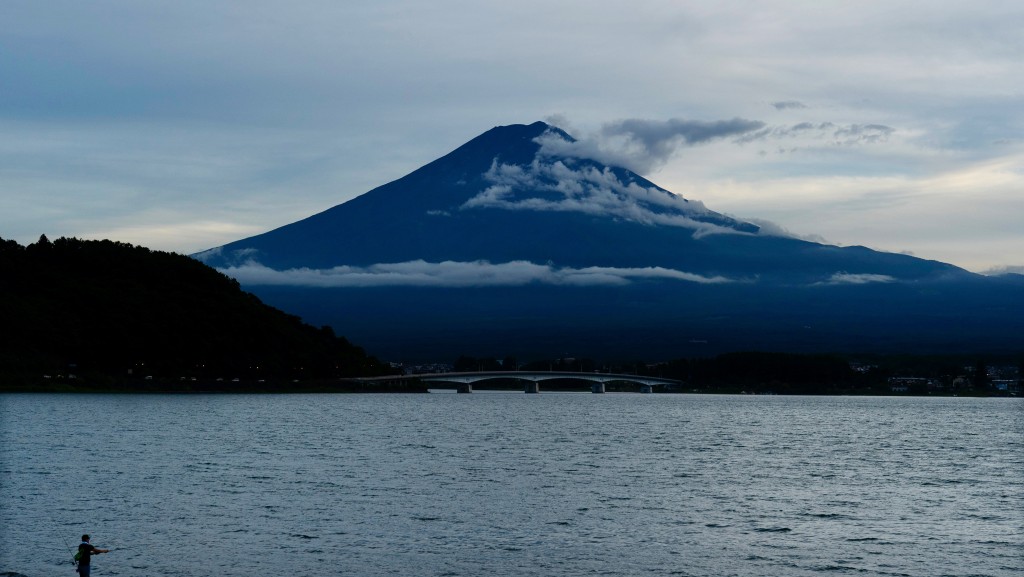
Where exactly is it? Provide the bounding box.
[461,153,749,238]
[218,259,735,288]
[823,272,896,285]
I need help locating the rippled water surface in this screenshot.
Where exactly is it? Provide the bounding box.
[2,393,1022,576]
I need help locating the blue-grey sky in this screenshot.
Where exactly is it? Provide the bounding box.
[3,1,1023,273]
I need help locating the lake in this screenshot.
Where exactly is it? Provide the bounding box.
[1,393,1021,576]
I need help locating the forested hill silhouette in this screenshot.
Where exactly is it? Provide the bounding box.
[0,236,394,390]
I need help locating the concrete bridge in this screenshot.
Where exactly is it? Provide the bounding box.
[365,371,683,393]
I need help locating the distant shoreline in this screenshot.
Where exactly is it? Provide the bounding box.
[0,378,427,394]
[2,381,1017,397]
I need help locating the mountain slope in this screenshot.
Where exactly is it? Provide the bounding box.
[0,236,390,386]
[201,121,962,282]
[195,122,1023,361]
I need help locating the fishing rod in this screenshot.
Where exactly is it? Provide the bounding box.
[44,512,78,566]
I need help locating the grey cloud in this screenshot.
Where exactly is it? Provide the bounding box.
[793,122,834,132]
[737,122,894,147]
[833,124,895,145]
[601,118,766,169]
[543,113,577,135]
[738,122,836,142]
[772,100,808,110]
[981,265,1024,276]
[552,115,897,168]
[194,246,260,264]
[218,259,734,288]
[743,218,829,243]
[192,247,222,263]
[540,117,766,174]
[602,117,767,147]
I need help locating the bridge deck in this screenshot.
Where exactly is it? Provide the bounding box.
[360,370,681,387]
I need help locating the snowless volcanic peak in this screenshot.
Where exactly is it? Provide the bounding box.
[192,122,1024,360]
[196,121,761,271]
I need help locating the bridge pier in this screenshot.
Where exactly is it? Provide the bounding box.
[524,381,540,394]
[457,383,473,394]
[591,382,605,393]
[640,384,653,394]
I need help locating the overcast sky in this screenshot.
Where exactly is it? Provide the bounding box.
[3,1,1023,273]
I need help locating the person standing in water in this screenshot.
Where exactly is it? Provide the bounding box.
[76,534,109,576]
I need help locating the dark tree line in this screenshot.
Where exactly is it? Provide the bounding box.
[451,355,599,373]
[650,352,858,394]
[0,236,393,389]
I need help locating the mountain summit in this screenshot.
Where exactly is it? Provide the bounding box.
[198,122,957,282]
[200,121,759,271]
[197,122,1023,360]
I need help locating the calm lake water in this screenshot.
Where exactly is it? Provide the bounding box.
[1,393,1021,577]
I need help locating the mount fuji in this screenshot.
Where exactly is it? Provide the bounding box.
[196,122,1023,361]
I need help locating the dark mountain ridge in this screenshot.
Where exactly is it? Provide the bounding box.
[194,122,1023,361]
[0,236,391,388]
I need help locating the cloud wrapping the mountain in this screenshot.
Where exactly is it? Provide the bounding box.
[603,117,767,149]
[462,156,747,238]
[742,218,829,243]
[218,259,734,287]
[538,117,766,173]
[822,272,896,285]
[981,265,1024,276]
[193,246,259,265]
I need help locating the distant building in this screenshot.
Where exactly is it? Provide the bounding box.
[850,363,877,373]
[888,377,930,393]
[992,379,1016,392]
